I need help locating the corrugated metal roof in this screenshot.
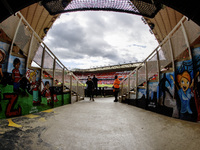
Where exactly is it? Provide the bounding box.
[144,6,183,43]
[20,3,60,40]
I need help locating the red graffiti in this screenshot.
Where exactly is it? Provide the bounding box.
[3,93,22,118]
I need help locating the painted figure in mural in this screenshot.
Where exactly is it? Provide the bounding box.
[12,44,24,55]
[0,48,6,81]
[12,58,21,93]
[171,71,194,119]
[29,71,40,104]
[41,81,51,105]
[159,73,173,106]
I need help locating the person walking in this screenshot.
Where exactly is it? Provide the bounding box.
[113,75,120,102]
[86,77,95,101]
[92,74,99,97]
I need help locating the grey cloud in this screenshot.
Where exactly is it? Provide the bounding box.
[44,11,155,69]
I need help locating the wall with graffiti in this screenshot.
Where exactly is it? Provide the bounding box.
[129,47,200,122]
[0,41,71,119]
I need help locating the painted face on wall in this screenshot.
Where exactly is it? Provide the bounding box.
[179,77,190,92]
[15,62,20,69]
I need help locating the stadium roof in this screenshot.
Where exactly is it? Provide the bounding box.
[72,62,141,73]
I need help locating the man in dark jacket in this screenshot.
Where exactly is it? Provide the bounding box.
[86,78,95,101]
[92,75,99,97]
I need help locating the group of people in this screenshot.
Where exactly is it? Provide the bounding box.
[86,74,120,102]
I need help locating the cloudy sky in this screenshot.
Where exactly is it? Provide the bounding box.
[44,11,158,70]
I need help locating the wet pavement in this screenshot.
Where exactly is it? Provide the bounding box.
[0,97,200,150]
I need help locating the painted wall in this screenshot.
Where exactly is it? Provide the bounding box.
[130,47,200,122]
[0,41,70,119]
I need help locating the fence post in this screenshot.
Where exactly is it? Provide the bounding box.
[76,81,79,102]
[120,83,123,102]
[168,38,175,72]
[70,72,72,104]
[7,17,22,72]
[136,68,138,99]
[156,49,160,103]
[181,22,192,59]
[128,76,130,99]
[145,62,148,99]
[62,68,65,105]
[26,32,34,70]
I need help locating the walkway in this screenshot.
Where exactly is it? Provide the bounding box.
[0,97,200,150]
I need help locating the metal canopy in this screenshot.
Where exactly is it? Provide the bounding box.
[42,0,162,18]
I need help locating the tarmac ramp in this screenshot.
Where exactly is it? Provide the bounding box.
[0,97,200,150]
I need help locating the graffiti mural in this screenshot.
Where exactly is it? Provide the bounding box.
[137,88,146,99]
[175,59,198,121]
[26,69,41,105]
[0,40,71,119]
[158,72,174,106]
[148,82,158,108]
[192,47,200,121]
[157,72,178,117]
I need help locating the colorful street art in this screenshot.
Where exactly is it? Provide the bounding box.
[175,59,197,121]
[157,72,177,117]
[137,88,146,99]
[192,47,200,121]
[0,41,71,119]
[148,82,158,108]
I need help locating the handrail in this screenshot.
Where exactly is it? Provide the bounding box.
[119,16,196,99]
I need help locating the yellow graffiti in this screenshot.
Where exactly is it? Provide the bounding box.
[42,109,54,113]
[39,117,46,122]
[7,119,22,128]
[24,114,40,119]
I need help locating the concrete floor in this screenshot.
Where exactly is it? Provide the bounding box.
[0,97,200,150]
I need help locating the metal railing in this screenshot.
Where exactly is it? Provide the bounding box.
[0,12,85,102]
[119,16,200,100]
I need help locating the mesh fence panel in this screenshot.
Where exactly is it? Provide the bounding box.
[147,52,158,79]
[184,20,200,44]
[72,75,77,92]
[171,26,187,59]
[0,15,20,39]
[77,82,84,97]
[55,61,63,83]
[130,72,136,90]
[64,71,70,88]
[55,60,63,70]
[43,51,54,69]
[55,70,63,83]
[159,42,172,70]
[33,45,43,67]
[122,78,129,95]
[138,64,146,85]
[46,69,54,78]
[14,21,32,55]
[29,35,40,63]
